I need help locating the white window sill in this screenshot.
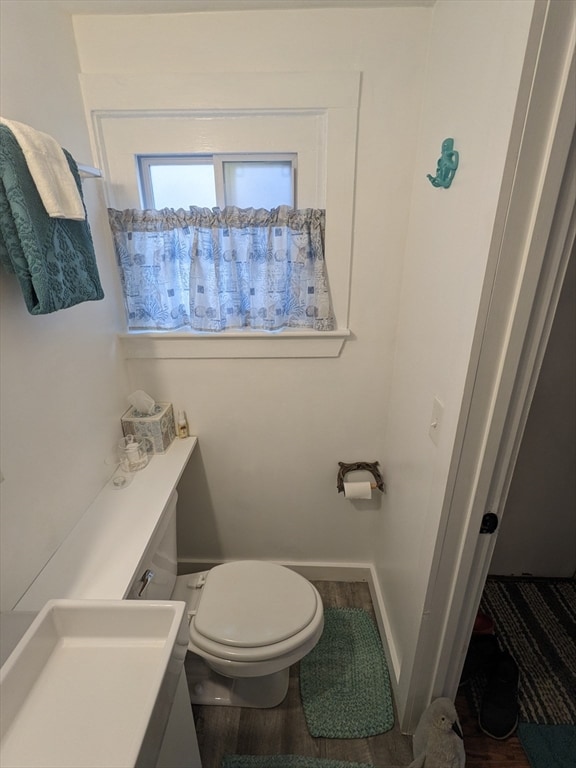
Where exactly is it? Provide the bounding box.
[119,329,351,359]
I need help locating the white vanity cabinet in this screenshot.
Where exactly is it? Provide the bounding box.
[4,438,201,768]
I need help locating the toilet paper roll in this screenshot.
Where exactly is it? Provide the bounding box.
[343,481,373,499]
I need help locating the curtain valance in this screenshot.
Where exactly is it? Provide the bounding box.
[108,205,335,333]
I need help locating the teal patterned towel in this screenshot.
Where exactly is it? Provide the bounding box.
[0,124,104,314]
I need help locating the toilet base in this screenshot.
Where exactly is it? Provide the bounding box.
[185,653,289,708]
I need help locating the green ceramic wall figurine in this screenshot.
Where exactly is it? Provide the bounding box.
[427,137,459,188]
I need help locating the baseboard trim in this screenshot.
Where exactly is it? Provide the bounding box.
[178,558,371,582]
[177,558,401,690]
[365,564,401,686]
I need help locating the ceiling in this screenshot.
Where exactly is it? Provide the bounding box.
[57,0,434,15]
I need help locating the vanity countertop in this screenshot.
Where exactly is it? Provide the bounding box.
[16,437,197,612]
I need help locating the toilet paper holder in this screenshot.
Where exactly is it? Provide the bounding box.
[337,461,385,493]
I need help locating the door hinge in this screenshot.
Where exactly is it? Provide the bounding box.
[480,512,499,534]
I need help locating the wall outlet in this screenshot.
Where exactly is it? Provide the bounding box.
[429,397,444,446]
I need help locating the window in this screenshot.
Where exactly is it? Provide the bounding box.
[83,70,360,355]
[137,153,296,210]
[113,151,332,334]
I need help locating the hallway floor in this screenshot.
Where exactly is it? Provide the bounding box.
[456,692,530,768]
[189,580,530,768]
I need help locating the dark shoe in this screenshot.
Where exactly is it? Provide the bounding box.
[459,633,500,686]
[479,651,519,739]
[473,611,495,635]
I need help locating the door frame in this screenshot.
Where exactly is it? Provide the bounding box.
[400,0,576,733]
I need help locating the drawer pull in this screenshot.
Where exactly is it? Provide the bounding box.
[138,569,155,597]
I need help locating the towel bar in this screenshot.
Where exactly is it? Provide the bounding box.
[77,163,102,179]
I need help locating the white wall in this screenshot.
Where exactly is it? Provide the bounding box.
[0,1,130,611]
[72,3,537,709]
[72,6,432,571]
[0,0,539,730]
[374,0,535,715]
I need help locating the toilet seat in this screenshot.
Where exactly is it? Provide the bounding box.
[195,561,317,646]
[187,561,324,663]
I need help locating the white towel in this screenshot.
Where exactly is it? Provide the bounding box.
[0,117,85,220]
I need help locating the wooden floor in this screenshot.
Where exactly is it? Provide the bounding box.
[455,691,530,768]
[189,581,530,768]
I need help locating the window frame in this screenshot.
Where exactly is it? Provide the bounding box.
[137,153,213,209]
[82,70,360,358]
[137,152,298,210]
[216,152,297,209]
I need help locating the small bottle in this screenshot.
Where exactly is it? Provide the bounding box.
[177,410,189,439]
[125,439,141,470]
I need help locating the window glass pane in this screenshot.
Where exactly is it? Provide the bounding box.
[149,164,217,209]
[223,161,293,208]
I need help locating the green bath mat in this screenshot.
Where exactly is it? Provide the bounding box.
[222,758,373,768]
[518,723,576,768]
[300,608,394,738]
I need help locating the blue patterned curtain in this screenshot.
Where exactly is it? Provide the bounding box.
[107,205,335,332]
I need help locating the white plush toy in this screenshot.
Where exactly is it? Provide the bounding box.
[408,697,466,767]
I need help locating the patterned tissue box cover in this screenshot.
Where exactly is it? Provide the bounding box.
[121,402,176,453]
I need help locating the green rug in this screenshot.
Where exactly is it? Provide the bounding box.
[222,757,373,768]
[518,723,576,768]
[300,608,394,738]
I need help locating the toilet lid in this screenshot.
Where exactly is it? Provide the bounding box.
[194,561,318,647]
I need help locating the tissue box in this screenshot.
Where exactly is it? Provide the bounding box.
[121,403,176,453]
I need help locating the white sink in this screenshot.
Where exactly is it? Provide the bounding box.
[0,599,188,768]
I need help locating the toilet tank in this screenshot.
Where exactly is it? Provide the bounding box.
[127,490,179,601]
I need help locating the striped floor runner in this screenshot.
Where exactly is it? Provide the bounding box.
[469,577,576,725]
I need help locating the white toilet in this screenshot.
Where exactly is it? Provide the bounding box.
[128,491,324,708]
